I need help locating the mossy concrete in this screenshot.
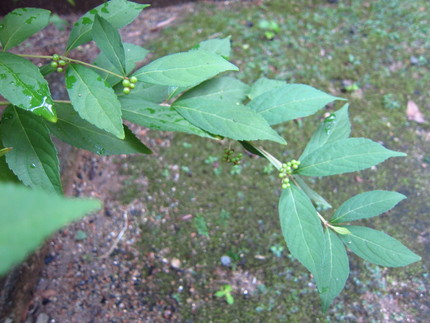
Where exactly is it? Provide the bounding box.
[111,0,429,320]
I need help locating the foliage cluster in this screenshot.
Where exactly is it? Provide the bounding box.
[0,0,420,309]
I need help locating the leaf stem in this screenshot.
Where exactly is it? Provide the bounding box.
[65,57,125,79]
[17,54,54,60]
[16,53,126,80]
[54,100,71,104]
[246,143,283,170]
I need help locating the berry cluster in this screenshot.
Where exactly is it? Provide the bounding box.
[122,76,138,94]
[223,148,243,165]
[279,159,300,189]
[51,54,67,73]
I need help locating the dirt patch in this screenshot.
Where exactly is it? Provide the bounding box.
[1,3,196,322]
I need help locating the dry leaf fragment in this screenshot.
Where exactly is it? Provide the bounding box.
[407,100,426,124]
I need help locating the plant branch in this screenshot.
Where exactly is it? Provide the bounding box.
[16,53,126,80]
[66,57,125,79]
[245,142,283,170]
[17,53,54,60]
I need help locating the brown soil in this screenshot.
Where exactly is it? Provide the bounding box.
[1,2,197,322]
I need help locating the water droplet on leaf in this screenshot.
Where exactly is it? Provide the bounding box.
[95,146,105,155]
[30,163,36,168]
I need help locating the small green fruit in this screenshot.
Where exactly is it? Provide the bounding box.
[123,87,131,94]
[130,76,138,83]
[51,61,58,68]
[52,54,60,61]
[56,67,64,73]
[58,60,67,66]
[129,83,136,89]
[282,183,290,189]
[122,79,131,87]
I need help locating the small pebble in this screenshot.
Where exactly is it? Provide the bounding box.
[220,255,231,267]
[170,258,181,269]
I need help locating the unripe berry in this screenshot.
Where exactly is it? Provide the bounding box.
[51,61,58,68]
[58,60,67,66]
[56,67,64,73]
[130,76,138,83]
[123,87,131,94]
[129,83,135,89]
[52,54,60,61]
[122,79,131,87]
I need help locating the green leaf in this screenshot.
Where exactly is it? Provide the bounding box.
[172,98,286,144]
[248,77,285,100]
[239,141,265,158]
[46,103,151,155]
[214,290,225,298]
[301,104,351,159]
[223,284,233,292]
[331,226,351,235]
[278,184,325,277]
[133,50,238,87]
[66,0,148,52]
[293,175,332,210]
[0,183,101,276]
[92,14,126,75]
[247,84,343,125]
[330,190,406,224]
[66,64,124,139]
[194,37,232,58]
[226,294,234,305]
[0,8,51,51]
[298,138,406,177]
[193,215,209,237]
[340,226,421,267]
[119,97,212,138]
[0,155,18,183]
[94,43,149,85]
[317,229,349,311]
[0,106,61,193]
[0,140,19,183]
[0,52,56,122]
[120,82,170,104]
[176,77,250,105]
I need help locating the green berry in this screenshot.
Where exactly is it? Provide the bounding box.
[51,61,58,68]
[129,83,136,89]
[52,54,60,61]
[58,60,67,66]
[282,183,290,189]
[122,79,131,87]
[56,67,64,73]
[123,87,131,94]
[130,76,138,83]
